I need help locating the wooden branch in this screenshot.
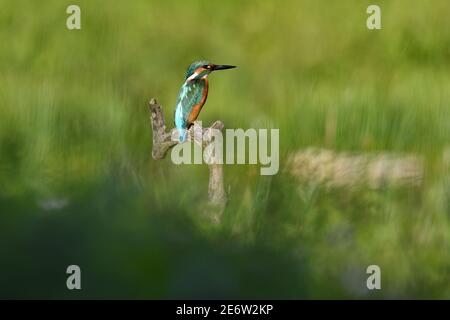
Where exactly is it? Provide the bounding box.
[149,98,178,160]
[149,98,227,221]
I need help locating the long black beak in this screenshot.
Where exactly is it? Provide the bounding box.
[212,64,236,71]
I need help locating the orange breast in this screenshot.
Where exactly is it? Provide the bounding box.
[188,78,209,124]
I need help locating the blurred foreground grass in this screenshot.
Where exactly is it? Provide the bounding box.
[0,0,449,298]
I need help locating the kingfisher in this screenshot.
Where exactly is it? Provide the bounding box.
[174,61,236,142]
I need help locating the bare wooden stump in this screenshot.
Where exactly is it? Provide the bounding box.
[149,98,227,221]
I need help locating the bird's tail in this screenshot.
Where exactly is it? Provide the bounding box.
[179,128,187,142]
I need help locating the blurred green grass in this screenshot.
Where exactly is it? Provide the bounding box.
[0,0,449,298]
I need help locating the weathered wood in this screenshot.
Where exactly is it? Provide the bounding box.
[149,98,227,220]
[149,98,178,160]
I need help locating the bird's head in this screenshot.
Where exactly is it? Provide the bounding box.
[184,60,236,82]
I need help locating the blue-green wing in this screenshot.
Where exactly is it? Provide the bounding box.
[174,82,204,130]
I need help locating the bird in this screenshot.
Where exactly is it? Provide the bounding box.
[174,61,236,142]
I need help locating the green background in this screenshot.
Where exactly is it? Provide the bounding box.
[0,0,449,298]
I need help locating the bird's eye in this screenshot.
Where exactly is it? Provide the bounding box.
[203,65,210,69]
